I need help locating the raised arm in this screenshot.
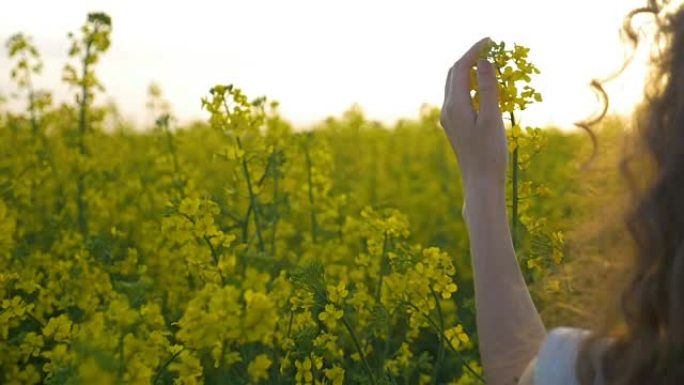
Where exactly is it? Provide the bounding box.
[440,37,546,385]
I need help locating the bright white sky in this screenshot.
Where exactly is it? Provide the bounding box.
[0,0,655,130]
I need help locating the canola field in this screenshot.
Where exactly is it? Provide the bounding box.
[0,12,628,385]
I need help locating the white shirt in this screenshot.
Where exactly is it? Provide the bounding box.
[533,327,608,385]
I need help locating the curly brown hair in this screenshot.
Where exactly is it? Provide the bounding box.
[576,1,684,384]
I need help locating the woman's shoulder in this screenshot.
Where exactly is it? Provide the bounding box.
[534,327,590,385]
[533,327,608,385]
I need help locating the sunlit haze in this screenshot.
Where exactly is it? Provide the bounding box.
[1,0,654,130]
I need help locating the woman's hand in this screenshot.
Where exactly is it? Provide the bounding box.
[440,37,507,192]
[441,39,547,385]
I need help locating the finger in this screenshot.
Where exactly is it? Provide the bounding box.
[444,66,453,101]
[448,37,492,121]
[476,58,502,123]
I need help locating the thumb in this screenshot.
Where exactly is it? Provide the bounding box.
[476,59,501,123]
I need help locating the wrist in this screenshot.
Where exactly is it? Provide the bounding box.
[464,178,505,200]
[463,180,507,226]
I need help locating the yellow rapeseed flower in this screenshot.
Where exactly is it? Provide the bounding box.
[247,354,272,383]
[318,304,343,328]
[324,365,345,385]
[294,357,313,384]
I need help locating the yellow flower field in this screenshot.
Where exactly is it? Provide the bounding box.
[0,12,625,385]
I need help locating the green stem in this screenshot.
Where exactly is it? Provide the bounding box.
[153,348,184,385]
[493,64,520,250]
[270,148,280,257]
[242,203,251,244]
[303,139,318,243]
[162,116,182,184]
[180,213,226,285]
[203,235,226,285]
[117,333,126,382]
[20,50,39,134]
[237,136,265,252]
[76,38,94,241]
[430,289,446,385]
[256,149,276,186]
[341,316,377,385]
[286,309,294,338]
[374,232,390,301]
[26,311,45,328]
[38,124,66,215]
[403,301,485,384]
[251,147,280,256]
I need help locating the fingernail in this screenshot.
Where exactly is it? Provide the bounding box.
[479,38,494,59]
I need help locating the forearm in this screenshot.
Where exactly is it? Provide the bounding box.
[463,181,546,385]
